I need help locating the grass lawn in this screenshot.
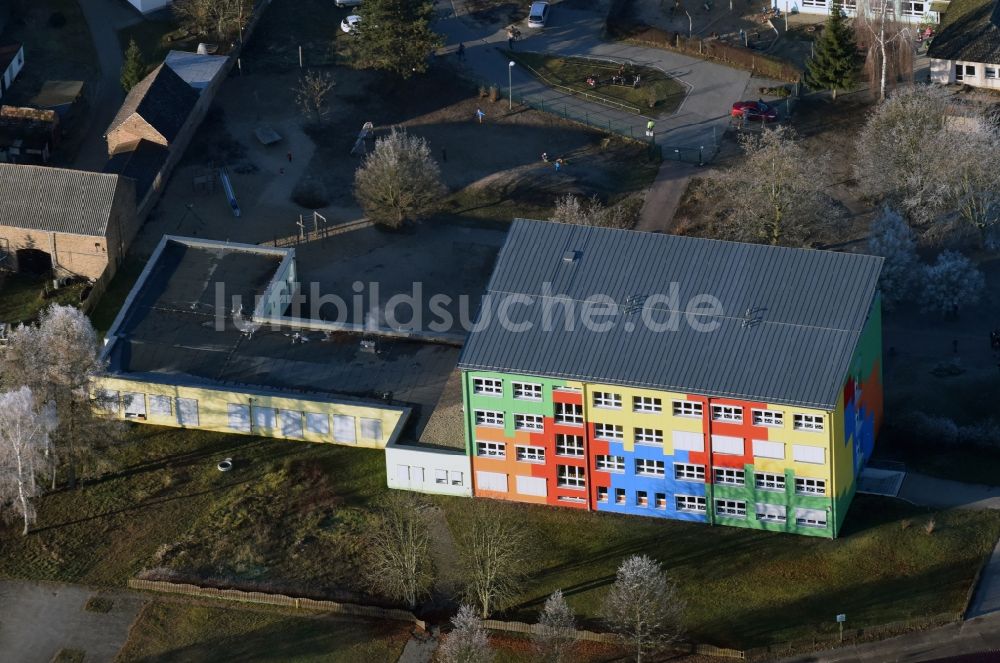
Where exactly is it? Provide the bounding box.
[117,18,199,75]
[508,52,686,116]
[117,600,410,662]
[0,273,88,324]
[87,259,145,334]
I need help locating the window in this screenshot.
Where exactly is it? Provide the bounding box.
[752,439,784,459]
[801,0,825,7]
[595,455,625,472]
[477,441,506,458]
[755,472,786,491]
[475,410,504,427]
[711,405,743,423]
[333,415,356,443]
[674,463,705,481]
[795,477,827,495]
[149,394,172,417]
[793,413,824,431]
[515,413,544,431]
[756,503,787,523]
[676,495,706,513]
[711,435,744,455]
[96,389,119,414]
[396,465,411,482]
[634,427,664,446]
[655,493,667,509]
[793,444,825,465]
[516,475,547,497]
[228,404,251,432]
[557,465,585,489]
[280,410,304,439]
[673,430,704,452]
[305,412,330,435]
[841,0,856,9]
[593,423,624,441]
[516,445,546,462]
[555,434,584,457]
[473,377,503,396]
[987,67,998,79]
[636,490,649,507]
[715,499,747,518]
[597,486,609,502]
[636,458,666,477]
[254,406,276,431]
[593,391,622,409]
[176,397,199,426]
[752,409,783,427]
[672,400,703,418]
[123,393,146,419]
[450,471,463,486]
[956,64,965,81]
[615,488,627,504]
[435,469,448,485]
[633,396,663,413]
[902,0,925,15]
[512,381,542,400]
[967,64,977,76]
[554,402,583,425]
[360,417,382,440]
[558,495,586,504]
[477,471,508,492]
[795,507,828,528]
[713,467,745,486]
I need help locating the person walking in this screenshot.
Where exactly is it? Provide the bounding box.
[476,108,485,124]
[554,158,563,172]
[457,42,465,60]
[646,119,655,137]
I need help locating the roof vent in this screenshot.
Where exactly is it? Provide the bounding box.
[562,250,579,264]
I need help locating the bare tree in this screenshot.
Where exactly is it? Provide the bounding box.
[709,126,842,246]
[551,194,641,229]
[438,604,495,663]
[455,499,529,618]
[354,129,446,228]
[601,555,684,663]
[0,305,122,489]
[173,0,252,41]
[855,0,914,101]
[294,70,336,121]
[361,492,434,609]
[920,250,985,316]
[0,387,57,535]
[868,205,919,308]
[534,589,577,662]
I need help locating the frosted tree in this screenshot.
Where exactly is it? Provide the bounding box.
[551,194,639,229]
[601,555,684,663]
[354,129,446,228]
[361,491,434,609]
[0,388,57,535]
[455,499,529,618]
[534,589,577,662]
[855,0,913,101]
[920,251,985,316]
[438,604,494,663]
[941,117,1000,246]
[868,205,919,308]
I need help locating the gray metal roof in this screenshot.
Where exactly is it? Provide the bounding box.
[0,164,127,236]
[164,50,227,91]
[458,219,883,410]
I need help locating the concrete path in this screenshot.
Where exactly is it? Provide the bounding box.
[899,473,1000,511]
[0,580,144,663]
[636,159,697,232]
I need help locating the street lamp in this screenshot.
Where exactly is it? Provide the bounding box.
[508,61,515,111]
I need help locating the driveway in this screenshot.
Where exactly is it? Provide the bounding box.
[0,580,144,663]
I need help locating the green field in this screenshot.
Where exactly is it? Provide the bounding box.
[0,274,89,324]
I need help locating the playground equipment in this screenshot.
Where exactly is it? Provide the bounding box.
[219,167,241,217]
[351,121,375,155]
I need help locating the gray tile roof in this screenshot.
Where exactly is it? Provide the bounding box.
[0,163,127,236]
[164,50,227,91]
[458,219,883,410]
[106,64,199,143]
[103,139,168,200]
[928,0,1000,62]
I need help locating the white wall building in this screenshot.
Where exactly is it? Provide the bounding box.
[783,0,941,24]
[385,439,473,497]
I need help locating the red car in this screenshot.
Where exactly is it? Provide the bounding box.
[731,100,779,122]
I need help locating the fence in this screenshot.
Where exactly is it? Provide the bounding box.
[127,578,426,630]
[267,217,372,248]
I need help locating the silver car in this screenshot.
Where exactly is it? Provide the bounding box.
[527,1,550,27]
[335,0,362,6]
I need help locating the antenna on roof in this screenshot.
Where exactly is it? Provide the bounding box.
[741,305,763,329]
[623,294,646,315]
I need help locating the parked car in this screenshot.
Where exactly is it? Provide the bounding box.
[527,1,550,28]
[340,15,362,33]
[731,100,778,122]
[335,0,362,6]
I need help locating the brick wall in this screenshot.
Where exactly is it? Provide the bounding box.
[0,225,109,280]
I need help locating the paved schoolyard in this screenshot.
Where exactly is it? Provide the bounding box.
[0,580,144,663]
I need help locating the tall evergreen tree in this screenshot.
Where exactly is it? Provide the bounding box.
[355,0,442,78]
[120,38,145,92]
[805,0,858,100]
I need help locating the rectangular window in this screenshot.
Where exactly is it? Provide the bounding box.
[674,463,705,481]
[756,503,787,523]
[228,403,251,432]
[615,488,627,504]
[715,499,747,518]
[801,0,825,7]
[793,444,826,465]
[597,486,609,502]
[634,427,664,446]
[752,409,784,427]
[333,414,356,443]
[253,406,275,431]
[360,417,382,440]
[148,395,171,417]
[752,439,785,459]
[793,413,824,431]
[512,381,542,400]
[711,435,744,455]
[555,434,584,457]
[450,471,463,486]
[655,493,667,509]
[676,494,706,513]
[966,64,977,76]
[633,396,663,413]
[711,405,743,423]
[635,458,666,477]
[755,472,786,492]
[713,467,745,486]
[396,465,410,482]
[636,490,649,507]
[593,391,622,409]
[672,400,703,418]
[795,507,828,528]
[593,423,624,441]
[476,441,506,458]
[595,455,625,472]
[515,413,544,431]
[176,397,199,426]
[475,410,504,427]
[305,412,330,435]
[476,470,508,492]
[516,475,547,497]
[516,445,546,462]
[473,377,503,396]
[795,477,827,495]
[956,64,965,81]
[435,469,448,484]
[123,393,146,419]
[554,402,583,425]
[558,495,586,504]
[280,410,304,439]
[672,430,704,452]
[987,67,998,79]
[557,465,586,489]
[902,0,925,15]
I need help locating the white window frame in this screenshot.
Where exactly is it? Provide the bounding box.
[555,434,584,457]
[516,445,546,463]
[123,392,147,419]
[713,467,745,486]
[148,394,172,417]
[793,413,825,432]
[615,488,627,504]
[636,490,649,507]
[711,405,743,423]
[554,402,583,425]
[756,503,787,523]
[654,492,667,509]
[435,469,448,485]
[672,400,703,418]
[986,67,998,80]
[595,455,625,472]
[557,465,586,489]
[715,498,747,518]
[450,471,464,486]
[476,441,506,458]
[902,0,924,16]
[795,507,828,528]
[795,477,827,495]
[597,486,609,502]
[512,381,542,400]
[473,377,503,396]
[633,396,663,413]
[754,472,786,492]
[475,409,504,427]
[752,409,784,427]
[515,413,544,431]
[635,458,666,477]
[674,463,705,481]
[634,427,664,446]
[593,391,622,409]
[360,417,382,440]
[676,494,706,513]
[593,423,624,441]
